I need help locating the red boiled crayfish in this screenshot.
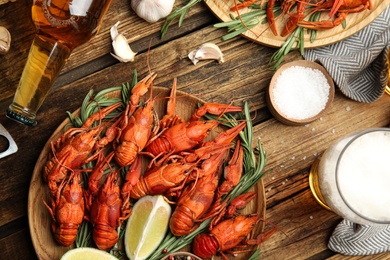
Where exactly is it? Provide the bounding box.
[144,76,242,157]
[114,73,159,167]
[43,172,85,247]
[281,0,310,37]
[129,143,232,200]
[298,0,372,31]
[84,151,115,214]
[129,158,198,200]
[169,149,230,236]
[43,102,121,195]
[193,193,276,260]
[90,169,125,250]
[265,0,372,36]
[146,103,242,157]
[168,121,247,236]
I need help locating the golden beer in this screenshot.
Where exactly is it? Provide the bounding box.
[310,128,390,225]
[7,0,112,126]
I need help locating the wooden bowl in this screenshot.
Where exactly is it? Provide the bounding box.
[29,87,267,260]
[266,60,335,126]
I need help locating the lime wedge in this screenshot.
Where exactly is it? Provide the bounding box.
[125,195,172,260]
[60,247,118,260]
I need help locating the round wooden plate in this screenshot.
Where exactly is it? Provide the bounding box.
[28,87,266,260]
[205,0,387,48]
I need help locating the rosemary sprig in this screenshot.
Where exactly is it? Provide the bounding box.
[248,249,261,260]
[121,70,138,105]
[75,220,93,248]
[307,11,321,43]
[269,26,304,70]
[161,0,203,38]
[148,102,267,259]
[66,70,139,128]
[214,10,266,41]
[110,221,127,259]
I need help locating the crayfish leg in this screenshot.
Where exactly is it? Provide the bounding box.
[266,0,278,36]
[248,226,277,245]
[159,78,185,129]
[226,191,256,217]
[189,103,243,122]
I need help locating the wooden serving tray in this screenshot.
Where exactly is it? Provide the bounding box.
[28,87,266,260]
[205,0,388,48]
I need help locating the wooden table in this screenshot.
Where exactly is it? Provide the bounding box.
[0,1,389,259]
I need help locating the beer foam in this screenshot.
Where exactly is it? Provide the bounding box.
[337,130,390,222]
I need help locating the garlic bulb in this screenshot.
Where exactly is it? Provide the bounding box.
[188,43,225,65]
[0,26,11,55]
[110,21,137,63]
[131,0,175,23]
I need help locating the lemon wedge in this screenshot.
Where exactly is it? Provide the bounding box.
[125,195,172,260]
[60,247,118,260]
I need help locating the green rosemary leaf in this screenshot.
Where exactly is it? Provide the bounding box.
[219,16,260,41]
[121,71,137,104]
[283,28,300,55]
[148,220,212,260]
[80,89,94,123]
[76,220,93,248]
[270,26,303,70]
[66,111,83,128]
[161,0,202,38]
[110,222,127,259]
[248,249,261,260]
[178,9,189,26]
[299,27,304,55]
[214,10,264,28]
[95,86,122,99]
[307,11,321,43]
[222,26,251,41]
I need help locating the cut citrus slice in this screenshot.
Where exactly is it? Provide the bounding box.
[125,195,172,260]
[60,247,118,260]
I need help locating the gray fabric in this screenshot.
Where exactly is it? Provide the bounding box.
[328,220,390,255]
[304,4,390,103]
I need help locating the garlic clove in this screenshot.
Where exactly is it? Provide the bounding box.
[110,22,137,63]
[188,42,225,65]
[0,26,11,55]
[110,21,120,40]
[131,0,175,23]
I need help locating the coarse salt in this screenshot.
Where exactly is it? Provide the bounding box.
[273,66,330,120]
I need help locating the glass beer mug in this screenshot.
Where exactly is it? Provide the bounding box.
[310,128,390,225]
[7,0,112,126]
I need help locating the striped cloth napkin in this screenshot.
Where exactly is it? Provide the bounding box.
[328,220,390,255]
[303,4,390,103]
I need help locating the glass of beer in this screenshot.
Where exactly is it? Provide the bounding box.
[7,0,113,126]
[310,128,390,225]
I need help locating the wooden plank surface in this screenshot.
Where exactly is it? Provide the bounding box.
[0,0,389,259]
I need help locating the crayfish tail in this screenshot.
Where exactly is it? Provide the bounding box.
[93,224,119,250]
[53,223,79,247]
[192,233,218,259]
